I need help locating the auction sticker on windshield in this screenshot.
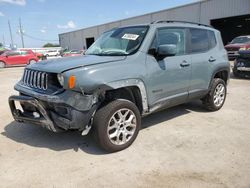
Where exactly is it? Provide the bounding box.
[122,34,139,40]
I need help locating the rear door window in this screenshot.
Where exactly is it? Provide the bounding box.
[7,51,20,56]
[208,30,217,49]
[21,51,29,55]
[190,28,209,53]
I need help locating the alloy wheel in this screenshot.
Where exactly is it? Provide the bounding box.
[107,108,137,145]
[213,83,225,107]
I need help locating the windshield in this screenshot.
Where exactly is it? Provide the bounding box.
[86,26,149,56]
[231,36,250,44]
[1,51,9,56]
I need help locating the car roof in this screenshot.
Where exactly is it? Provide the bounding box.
[117,20,216,32]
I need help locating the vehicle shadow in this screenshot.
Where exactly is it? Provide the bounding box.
[1,100,206,155]
[142,100,207,129]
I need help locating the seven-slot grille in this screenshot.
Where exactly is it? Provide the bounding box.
[22,69,48,90]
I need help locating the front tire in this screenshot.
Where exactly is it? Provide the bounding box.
[202,78,227,111]
[93,99,141,152]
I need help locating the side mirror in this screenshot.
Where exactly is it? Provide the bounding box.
[157,44,177,58]
[5,55,8,58]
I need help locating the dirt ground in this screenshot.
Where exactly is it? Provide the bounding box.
[0,67,250,188]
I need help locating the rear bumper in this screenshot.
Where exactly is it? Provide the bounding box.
[233,66,250,77]
[236,67,250,71]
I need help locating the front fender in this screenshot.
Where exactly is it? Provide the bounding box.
[105,79,149,113]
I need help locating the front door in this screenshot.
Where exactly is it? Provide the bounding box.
[145,27,191,108]
[6,51,23,65]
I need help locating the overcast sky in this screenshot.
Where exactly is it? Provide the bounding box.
[0,0,198,48]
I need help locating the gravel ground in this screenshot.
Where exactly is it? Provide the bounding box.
[0,67,250,188]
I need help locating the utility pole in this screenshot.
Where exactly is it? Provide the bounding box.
[2,34,5,46]
[19,18,25,48]
[8,20,14,49]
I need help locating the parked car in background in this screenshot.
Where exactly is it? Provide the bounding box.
[44,49,60,57]
[0,50,39,68]
[233,49,250,78]
[9,21,230,152]
[62,49,83,57]
[225,35,250,60]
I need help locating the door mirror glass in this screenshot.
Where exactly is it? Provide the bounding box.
[157,44,177,57]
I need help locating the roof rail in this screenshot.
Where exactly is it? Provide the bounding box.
[151,20,213,28]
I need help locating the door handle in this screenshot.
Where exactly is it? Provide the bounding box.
[208,56,216,62]
[180,61,190,67]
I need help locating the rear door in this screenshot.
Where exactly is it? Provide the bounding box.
[20,51,31,64]
[188,28,217,99]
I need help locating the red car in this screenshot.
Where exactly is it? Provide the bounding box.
[225,35,250,60]
[0,50,39,68]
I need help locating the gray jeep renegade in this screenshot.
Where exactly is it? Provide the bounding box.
[9,21,230,152]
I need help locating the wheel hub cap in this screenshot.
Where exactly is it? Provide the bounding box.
[107,108,137,145]
[213,83,225,107]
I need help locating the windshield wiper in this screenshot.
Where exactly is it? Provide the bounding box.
[87,53,104,56]
[87,51,128,56]
[101,51,129,56]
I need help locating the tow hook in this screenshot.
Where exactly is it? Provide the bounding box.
[81,125,91,136]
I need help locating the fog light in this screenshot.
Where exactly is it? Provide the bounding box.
[33,112,40,118]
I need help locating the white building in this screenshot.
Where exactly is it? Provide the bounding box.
[59,0,250,50]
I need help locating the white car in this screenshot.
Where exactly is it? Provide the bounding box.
[44,50,60,57]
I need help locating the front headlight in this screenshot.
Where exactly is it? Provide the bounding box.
[57,73,64,86]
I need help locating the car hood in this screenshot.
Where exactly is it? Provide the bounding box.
[28,55,127,73]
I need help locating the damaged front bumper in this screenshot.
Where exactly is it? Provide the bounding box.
[9,83,98,133]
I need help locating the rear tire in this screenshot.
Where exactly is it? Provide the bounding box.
[0,61,6,68]
[202,78,227,111]
[93,99,141,152]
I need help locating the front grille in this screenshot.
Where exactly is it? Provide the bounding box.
[22,69,48,90]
